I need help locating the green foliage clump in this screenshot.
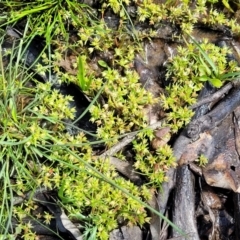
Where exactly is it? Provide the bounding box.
[2,0,98,44]
[201,8,240,33]
[136,0,240,35]
[137,0,203,34]
[161,39,240,132]
[40,147,152,240]
[58,160,151,239]
[133,137,176,186]
[90,68,156,146]
[0,20,155,238]
[101,0,131,16]
[0,55,79,236]
[196,154,208,167]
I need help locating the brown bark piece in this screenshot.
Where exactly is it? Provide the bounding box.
[172,165,200,240]
[233,106,240,156]
[233,193,240,239]
[187,86,240,140]
[201,186,222,210]
[202,114,240,192]
[190,82,233,110]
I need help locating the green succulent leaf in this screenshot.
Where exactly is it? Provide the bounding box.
[98,60,109,68]
[210,78,223,87]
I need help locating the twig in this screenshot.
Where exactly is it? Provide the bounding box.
[172,165,200,240]
[109,156,142,183]
[100,132,137,158]
[98,121,163,182]
[99,121,163,158]
[190,82,233,109]
[188,85,240,140]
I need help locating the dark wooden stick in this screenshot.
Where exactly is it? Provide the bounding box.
[187,86,240,140]
[234,193,240,239]
[172,165,200,240]
[190,82,233,109]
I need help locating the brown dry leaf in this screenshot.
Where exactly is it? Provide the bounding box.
[201,187,222,210]
[201,113,240,192]
[203,154,240,192]
[178,132,213,165]
[151,127,171,150]
[57,56,77,75]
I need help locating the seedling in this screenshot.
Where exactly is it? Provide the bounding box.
[77,55,92,91]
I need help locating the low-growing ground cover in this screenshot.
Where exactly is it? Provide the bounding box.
[1,0,240,239]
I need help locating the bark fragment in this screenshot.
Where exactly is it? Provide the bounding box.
[172,165,199,240]
[234,193,240,239]
[187,86,240,140]
[203,113,240,192]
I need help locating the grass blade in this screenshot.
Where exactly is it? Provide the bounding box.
[187,35,218,76]
[219,71,240,80]
[77,55,86,91]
